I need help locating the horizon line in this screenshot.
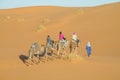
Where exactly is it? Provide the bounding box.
[0,1,120,10]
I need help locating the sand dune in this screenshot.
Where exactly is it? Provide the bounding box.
[0,2,120,80]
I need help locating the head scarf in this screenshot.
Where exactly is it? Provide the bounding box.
[87,42,91,47]
[73,32,76,35]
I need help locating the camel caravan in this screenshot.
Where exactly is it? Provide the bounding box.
[23,32,91,65]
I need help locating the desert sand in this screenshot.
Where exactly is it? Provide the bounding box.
[0,2,120,80]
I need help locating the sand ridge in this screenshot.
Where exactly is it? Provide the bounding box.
[0,2,120,80]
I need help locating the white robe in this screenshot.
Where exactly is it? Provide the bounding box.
[72,34,77,41]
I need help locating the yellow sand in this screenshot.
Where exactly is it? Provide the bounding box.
[0,2,120,80]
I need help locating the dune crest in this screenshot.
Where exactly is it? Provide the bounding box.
[0,2,120,80]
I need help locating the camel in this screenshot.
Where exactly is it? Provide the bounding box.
[69,41,78,55]
[27,42,47,64]
[56,40,69,57]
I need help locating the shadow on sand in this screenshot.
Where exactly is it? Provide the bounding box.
[19,54,28,64]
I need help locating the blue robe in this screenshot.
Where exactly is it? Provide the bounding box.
[86,46,92,55]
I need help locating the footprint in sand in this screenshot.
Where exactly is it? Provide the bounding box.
[69,54,84,63]
[4,16,11,22]
[75,8,84,15]
[6,16,11,19]
[36,25,46,32]
[17,18,25,22]
[41,18,51,25]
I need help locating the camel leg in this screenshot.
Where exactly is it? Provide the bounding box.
[57,50,60,56]
[74,47,78,56]
[70,47,72,54]
[29,50,33,59]
[45,48,48,58]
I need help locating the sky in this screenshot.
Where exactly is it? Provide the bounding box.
[0,0,120,9]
